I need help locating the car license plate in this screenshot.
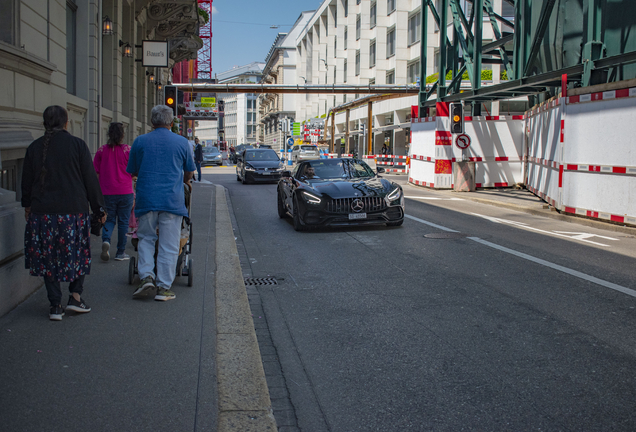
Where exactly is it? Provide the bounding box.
[348,213,367,220]
[262,172,272,175]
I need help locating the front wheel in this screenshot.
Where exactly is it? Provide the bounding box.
[277,189,287,218]
[292,195,305,231]
[187,258,193,287]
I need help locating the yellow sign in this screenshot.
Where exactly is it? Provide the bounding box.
[200,97,216,108]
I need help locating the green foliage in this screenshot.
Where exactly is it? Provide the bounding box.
[426,69,510,84]
[198,8,210,24]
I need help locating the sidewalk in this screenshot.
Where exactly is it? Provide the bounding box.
[0,184,275,432]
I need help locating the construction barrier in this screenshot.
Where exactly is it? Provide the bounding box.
[409,106,524,189]
[525,84,636,225]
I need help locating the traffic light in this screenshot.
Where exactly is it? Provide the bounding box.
[164,85,177,116]
[450,103,463,134]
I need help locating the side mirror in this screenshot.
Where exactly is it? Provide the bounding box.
[281,171,292,178]
[377,167,386,173]
[281,157,287,162]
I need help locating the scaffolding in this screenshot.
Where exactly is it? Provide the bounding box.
[197,0,213,80]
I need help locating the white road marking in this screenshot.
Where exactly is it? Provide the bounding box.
[404,214,459,232]
[405,196,465,201]
[406,214,635,298]
[469,237,636,298]
[471,213,618,247]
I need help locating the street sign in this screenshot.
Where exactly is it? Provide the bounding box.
[187,128,193,137]
[455,133,471,149]
[142,40,169,67]
[287,138,294,147]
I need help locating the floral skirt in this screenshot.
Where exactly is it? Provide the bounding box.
[24,213,91,281]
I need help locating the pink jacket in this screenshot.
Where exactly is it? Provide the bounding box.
[93,144,133,195]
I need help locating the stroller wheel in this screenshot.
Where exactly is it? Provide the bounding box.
[128,256,136,285]
[187,258,193,287]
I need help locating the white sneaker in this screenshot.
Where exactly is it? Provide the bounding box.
[101,242,110,261]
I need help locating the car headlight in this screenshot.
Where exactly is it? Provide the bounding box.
[386,187,401,202]
[245,164,255,171]
[301,191,322,205]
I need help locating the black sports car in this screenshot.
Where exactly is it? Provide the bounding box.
[277,158,404,231]
[236,148,285,184]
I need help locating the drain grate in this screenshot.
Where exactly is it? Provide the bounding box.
[424,232,469,239]
[244,277,278,286]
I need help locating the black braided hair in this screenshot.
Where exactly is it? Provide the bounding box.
[39,105,68,191]
[107,122,124,147]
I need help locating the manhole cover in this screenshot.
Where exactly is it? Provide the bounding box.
[424,233,469,239]
[244,277,278,286]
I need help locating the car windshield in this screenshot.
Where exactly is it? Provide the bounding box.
[305,159,375,179]
[300,146,318,152]
[245,150,280,161]
[203,147,219,154]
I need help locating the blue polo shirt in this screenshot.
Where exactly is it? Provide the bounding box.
[127,128,196,217]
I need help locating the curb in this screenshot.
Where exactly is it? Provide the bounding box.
[214,185,277,431]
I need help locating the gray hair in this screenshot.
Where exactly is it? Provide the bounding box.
[151,105,174,127]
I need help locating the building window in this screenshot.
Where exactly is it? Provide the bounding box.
[344,60,347,83]
[344,28,348,50]
[369,39,376,68]
[356,14,361,40]
[387,0,396,14]
[344,0,348,17]
[334,37,337,57]
[355,50,360,76]
[357,0,361,4]
[407,59,420,84]
[0,0,17,45]
[386,27,395,58]
[334,6,337,27]
[408,10,421,46]
[66,1,77,95]
[370,1,377,28]
[386,69,395,84]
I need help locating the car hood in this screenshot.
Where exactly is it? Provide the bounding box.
[203,153,221,158]
[245,160,283,169]
[306,177,397,198]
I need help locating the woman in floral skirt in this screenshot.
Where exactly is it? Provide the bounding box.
[21,105,105,321]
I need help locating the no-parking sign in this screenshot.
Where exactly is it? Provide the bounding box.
[455,133,471,149]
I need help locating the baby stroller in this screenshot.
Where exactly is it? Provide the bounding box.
[128,182,194,287]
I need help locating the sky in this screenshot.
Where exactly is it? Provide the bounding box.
[208,0,323,75]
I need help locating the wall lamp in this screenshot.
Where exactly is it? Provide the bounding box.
[102,16,113,35]
[146,71,155,83]
[119,40,133,58]
[156,82,163,91]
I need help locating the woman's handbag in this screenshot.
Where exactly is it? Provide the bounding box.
[90,207,107,236]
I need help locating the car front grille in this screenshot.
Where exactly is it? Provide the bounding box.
[326,196,387,213]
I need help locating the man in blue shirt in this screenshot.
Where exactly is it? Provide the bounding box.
[127,105,196,301]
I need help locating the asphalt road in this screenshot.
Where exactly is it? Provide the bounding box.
[206,165,636,431]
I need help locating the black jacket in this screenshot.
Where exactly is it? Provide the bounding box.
[21,130,104,215]
[194,144,203,163]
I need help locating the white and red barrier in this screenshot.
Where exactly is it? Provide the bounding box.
[410,104,524,189]
[526,84,636,225]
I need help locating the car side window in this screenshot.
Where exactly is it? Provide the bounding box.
[291,163,301,178]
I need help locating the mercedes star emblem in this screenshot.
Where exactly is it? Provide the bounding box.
[351,199,365,213]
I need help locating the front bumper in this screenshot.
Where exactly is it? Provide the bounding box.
[298,198,404,227]
[245,171,282,182]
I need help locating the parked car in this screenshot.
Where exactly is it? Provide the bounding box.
[277,158,404,231]
[202,146,222,166]
[236,148,285,184]
[290,144,320,163]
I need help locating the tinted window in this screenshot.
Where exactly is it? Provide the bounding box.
[308,159,375,179]
[245,150,280,161]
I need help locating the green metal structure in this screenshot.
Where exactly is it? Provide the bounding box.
[419,0,636,116]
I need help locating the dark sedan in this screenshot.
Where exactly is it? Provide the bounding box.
[236,148,285,184]
[277,158,404,231]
